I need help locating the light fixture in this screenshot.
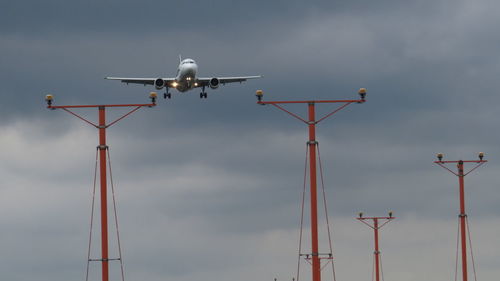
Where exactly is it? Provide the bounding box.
[437,153,443,162]
[358,88,366,100]
[149,92,157,103]
[45,94,54,106]
[256,90,264,102]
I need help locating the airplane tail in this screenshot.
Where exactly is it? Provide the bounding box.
[179,54,182,64]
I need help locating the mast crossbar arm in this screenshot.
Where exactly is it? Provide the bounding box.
[434,161,487,177]
[48,103,155,109]
[358,217,396,220]
[258,99,364,105]
[434,160,487,164]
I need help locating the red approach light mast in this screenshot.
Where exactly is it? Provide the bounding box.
[434,152,486,281]
[44,93,157,281]
[357,212,395,281]
[256,89,366,281]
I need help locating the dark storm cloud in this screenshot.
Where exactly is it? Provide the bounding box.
[1,0,412,34]
[0,0,320,37]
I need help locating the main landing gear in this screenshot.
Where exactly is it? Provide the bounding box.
[200,86,207,99]
[164,88,171,99]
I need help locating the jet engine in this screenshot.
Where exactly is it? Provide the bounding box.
[209,77,220,89]
[154,78,165,90]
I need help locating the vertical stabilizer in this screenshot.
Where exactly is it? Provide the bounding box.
[179,54,182,64]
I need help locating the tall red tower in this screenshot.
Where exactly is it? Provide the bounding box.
[45,93,157,281]
[434,152,486,281]
[256,89,366,281]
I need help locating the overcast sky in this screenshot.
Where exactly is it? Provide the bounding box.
[2,1,500,281]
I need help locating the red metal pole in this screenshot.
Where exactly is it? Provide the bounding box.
[255,91,365,281]
[307,103,321,281]
[45,95,156,281]
[98,106,109,281]
[374,219,380,281]
[457,161,468,281]
[357,215,394,281]
[434,154,486,281]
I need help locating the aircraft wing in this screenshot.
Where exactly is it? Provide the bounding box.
[105,77,176,86]
[196,75,262,86]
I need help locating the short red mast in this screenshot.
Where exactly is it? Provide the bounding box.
[357,212,395,281]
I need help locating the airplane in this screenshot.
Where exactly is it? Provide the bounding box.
[105,56,261,99]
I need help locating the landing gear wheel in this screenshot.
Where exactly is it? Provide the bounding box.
[164,93,171,99]
[200,92,204,99]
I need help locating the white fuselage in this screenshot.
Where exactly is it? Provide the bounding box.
[174,59,198,92]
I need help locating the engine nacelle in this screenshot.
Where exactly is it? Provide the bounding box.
[154,78,165,90]
[209,77,220,89]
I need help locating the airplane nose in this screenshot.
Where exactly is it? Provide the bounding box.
[187,64,197,75]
